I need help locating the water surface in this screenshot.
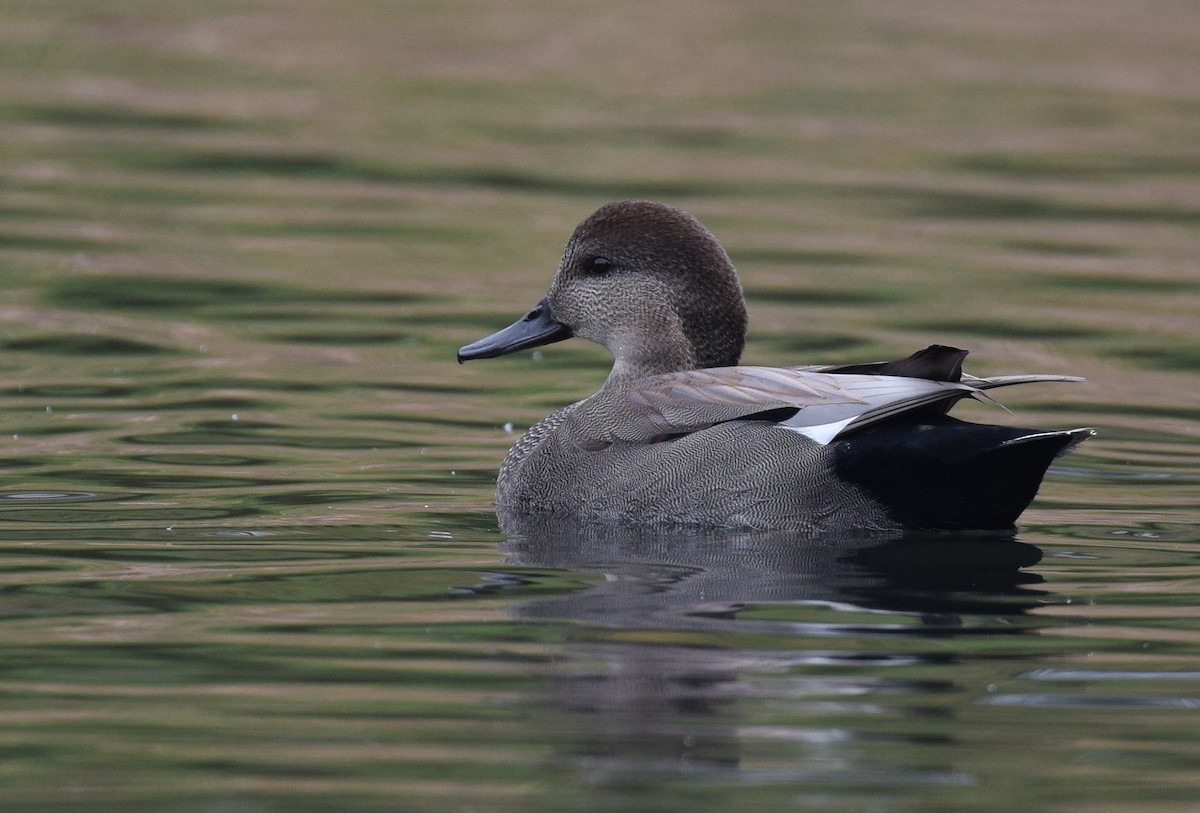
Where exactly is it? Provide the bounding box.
[1,2,1198,811]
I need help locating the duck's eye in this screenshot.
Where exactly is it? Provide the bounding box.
[588,256,612,275]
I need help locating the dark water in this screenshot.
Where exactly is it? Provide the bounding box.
[2,2,1199,811]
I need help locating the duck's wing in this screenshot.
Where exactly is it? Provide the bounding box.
[963,373,1087,390]
[802,344,970,380]
[805,345,1086,392]
[562,366,980,450]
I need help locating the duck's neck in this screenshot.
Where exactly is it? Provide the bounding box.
[604,343,693,387]
[601,316,698,389]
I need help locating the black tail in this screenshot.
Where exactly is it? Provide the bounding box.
[834,414,1091,530]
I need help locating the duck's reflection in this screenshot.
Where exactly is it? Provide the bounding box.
[498,514,1046,785]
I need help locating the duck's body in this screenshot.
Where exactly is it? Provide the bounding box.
[459,201,1091,531]
[498,402,892,529]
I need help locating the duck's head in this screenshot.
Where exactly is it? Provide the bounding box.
[458,200,747,384]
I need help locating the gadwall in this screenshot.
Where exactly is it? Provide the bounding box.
[459,201,1091,531]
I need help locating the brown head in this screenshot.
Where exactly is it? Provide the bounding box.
[459,201,747,385]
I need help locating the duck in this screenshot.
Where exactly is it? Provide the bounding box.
[458,200,1092,531]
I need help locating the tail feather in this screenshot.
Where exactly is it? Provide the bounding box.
[1002,427,1094,455]
[834,416,1092,531]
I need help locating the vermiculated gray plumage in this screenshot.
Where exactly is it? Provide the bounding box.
[498,405,891,530]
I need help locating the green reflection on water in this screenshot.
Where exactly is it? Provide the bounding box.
[1,0,1199,811]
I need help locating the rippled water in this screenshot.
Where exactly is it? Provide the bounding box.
[2,2,1199,811]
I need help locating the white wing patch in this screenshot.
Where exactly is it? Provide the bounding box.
[769,374,978,444]
[781,416,857,444]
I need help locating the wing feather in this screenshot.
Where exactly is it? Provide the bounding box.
[561,364,1084,451]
